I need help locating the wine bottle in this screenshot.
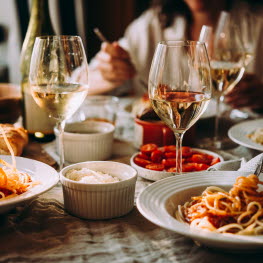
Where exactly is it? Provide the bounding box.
[20,0,56,142]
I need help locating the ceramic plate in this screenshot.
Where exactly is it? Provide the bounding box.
[228,119,263,151]
[0,155,59,213]
[130,148,224,181]
[137,171,263,251]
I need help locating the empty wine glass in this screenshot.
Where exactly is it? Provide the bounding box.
[148,41,212,174]
[29,36,89,170]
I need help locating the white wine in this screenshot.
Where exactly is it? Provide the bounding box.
[20,0,56,142]
[244,52,253,66]
[210,61,244,94]
[31,84,88,121]
[22,81,56,134]
[150,90,210,134]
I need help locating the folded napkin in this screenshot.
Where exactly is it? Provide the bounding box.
[208,153,263,173]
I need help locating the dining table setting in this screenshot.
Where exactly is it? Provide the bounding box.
[1,11,263,261]
[1,91,263,263]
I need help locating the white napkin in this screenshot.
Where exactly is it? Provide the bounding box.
[208,153,263,173]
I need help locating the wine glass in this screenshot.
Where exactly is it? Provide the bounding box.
[228,11,261,120]
[148,41,212,174]
[29,36,89,170]
[202,12,246,149]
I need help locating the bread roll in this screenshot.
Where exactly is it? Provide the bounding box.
[0,124,28,156]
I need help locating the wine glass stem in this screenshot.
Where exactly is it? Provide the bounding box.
[56,120,66,170]
[214,81,224,142]
[174,132,184,174]
[214,94,221,142]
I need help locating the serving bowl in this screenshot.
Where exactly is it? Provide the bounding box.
[60,161,137,219]
[55,121,115,163]
[137,171,263,252]
[130,148,224,181]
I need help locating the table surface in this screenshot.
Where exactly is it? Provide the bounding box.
[1,101,263,263]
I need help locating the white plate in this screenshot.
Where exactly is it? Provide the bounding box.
[130,148,224,181]
[0,155,59,213]
[137,171,263,251]
[228,119,263,151]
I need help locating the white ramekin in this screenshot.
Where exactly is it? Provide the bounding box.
[55,121,115,163]
[60,161,137,219]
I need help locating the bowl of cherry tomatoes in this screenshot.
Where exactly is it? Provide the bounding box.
[130,143,224,181]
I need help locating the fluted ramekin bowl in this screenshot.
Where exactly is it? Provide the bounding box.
[60,161,137,219]
[55,121,115,163]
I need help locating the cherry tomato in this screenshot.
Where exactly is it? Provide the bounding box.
[151,150,163,163]
[182,146,192,158]
[163,145,176,152]
[140,143,158,156]
[167,167,177,172]
[164,152,177,158]
[145,163,165,171]
[137,153,151,160]
[205,154,214,161]
[191,154,211,164]
[162,158,176,168]
[182,163,196,172]
[194,163,210,171]
[210,157,221,166]
[134,157,152,167]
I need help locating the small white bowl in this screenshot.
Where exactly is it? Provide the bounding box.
[55,121,115,163]
[131,148,224,181]
[60,161,137,219]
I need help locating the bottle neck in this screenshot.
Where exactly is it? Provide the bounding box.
[20,0,55,76]
[29,0,54,35]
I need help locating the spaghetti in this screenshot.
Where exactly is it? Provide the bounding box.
[176,174,263,235]
[0,125,36,200]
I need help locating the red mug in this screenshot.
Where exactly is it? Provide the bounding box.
[134,118,176,148]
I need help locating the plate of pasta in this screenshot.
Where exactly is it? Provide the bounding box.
[137,171,263,251]
[228,119,263,151]
[0,154,59,213]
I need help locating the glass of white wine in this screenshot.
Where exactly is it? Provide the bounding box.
[29,36,89,170]
[208,12,246,148]
[228,10,261,120]
[148,41,212,174]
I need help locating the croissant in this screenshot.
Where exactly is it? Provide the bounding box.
[0,124,28,156]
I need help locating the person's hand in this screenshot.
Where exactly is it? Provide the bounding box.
[224,73,263,111]
[95,41,136,87]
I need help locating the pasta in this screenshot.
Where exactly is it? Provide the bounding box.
[248,128,263,145]
[176,174,263,235]
[0,125,36,200]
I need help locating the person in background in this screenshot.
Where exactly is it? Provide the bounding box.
[88,0,263,111]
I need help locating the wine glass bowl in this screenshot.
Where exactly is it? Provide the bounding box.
[210,13,246,96]
[148,41,212,173]
[29,35,89,170]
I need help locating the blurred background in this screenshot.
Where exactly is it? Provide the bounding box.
[0,0,152,84]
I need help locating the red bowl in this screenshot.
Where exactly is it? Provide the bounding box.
[0,83,21,123]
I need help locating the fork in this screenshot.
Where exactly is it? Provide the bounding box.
[254,154,263,177]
